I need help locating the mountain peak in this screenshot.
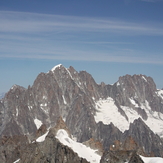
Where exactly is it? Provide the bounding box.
[118,74,149,83]
[116,74,156,91]
[9,84,26,92]
[51,64,63,72]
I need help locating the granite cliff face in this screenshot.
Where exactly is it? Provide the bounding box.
[0,64,163,162]
[124,118,163,157]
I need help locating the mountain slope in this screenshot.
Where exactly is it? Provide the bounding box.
[0,64,163,162]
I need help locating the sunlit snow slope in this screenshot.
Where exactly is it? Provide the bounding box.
[94,97,163,137]
[140,155,163,163]
[55,129,101,163]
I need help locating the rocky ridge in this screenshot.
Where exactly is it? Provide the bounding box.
[0,64,163,162]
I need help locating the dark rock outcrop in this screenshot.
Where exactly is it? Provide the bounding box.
[100,150,144,163]
[122,118,163,157]
[0,134,29,163]
[18,129,89,163]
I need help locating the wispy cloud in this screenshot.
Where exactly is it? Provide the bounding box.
[0,11,163,35]
[0,11,163,64]
[1,43,163,65]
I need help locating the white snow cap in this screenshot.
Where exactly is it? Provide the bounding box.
[51,64,62,71]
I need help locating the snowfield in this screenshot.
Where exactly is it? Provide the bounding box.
[55,129,101,163]
[94,97,163,137]
[33,125,163,163]
[140,155,163,163]
[94,97,129,132]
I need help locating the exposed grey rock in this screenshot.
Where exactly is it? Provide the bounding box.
[95,122,122,151]
[109,74,163,118]
[100,150,144,163]
[18,129,89,163]
[122,118,163,157]
[0,134,29,163]
[0,64,163,162]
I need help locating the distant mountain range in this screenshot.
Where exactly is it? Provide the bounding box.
[0,64,163,163]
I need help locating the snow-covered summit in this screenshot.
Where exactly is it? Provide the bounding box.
[51,64,63,72]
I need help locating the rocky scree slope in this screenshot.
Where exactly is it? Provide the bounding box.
[0,64,163,162]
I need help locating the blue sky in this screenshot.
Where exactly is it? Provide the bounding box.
[0,0,163,92]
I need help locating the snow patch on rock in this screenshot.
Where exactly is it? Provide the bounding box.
[13,158,20,163]
[56,129,101,163]
[16,107,19,116]
[34,118,42,129]
[156,89,163,99]
[66,68,74,80]
[116,82,120,86]
[62,95,67,105]
[142,76,147,82]
[129,98,139,107]
[36,131,49,143]
[140,155,163,163]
